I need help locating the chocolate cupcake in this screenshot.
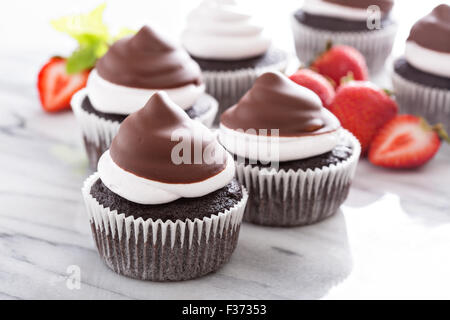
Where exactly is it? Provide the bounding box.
[392,4,450,130]
[71,26,218,169]
[182,0,288,123]
[219,72,360,227]
[82,92,248,281]
[292,0,397,73]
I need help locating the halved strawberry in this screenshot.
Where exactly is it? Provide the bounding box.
[369,115,450,169]
[37,57,89,112]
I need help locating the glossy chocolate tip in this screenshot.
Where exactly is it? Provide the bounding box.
[110,92,226,184]
[136,91,190,128]
[130,26,174,52]
[407,4,450,53]
[434,4,450,20]
[220,71,340,137]
[96,25,202,89]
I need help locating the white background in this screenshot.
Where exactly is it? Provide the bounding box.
[1,0,446,60]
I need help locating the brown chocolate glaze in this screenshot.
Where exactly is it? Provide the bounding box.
[323,0,394,14]
[220,72,340,137]
[110,92,227,183]
[96,26,202,89]
[407,4,450,53]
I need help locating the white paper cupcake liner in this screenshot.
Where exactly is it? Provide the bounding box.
[71,89,120,170]
[392,71,450,130]
[291,15,397,74]
[234,130,361,227]
[202,59,288,124]
[71,89,218,169]
[82,173,248,281]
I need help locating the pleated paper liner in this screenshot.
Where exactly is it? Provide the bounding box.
[291,15,397,74]
[82,173,248,281]
[235,129,361,227]
[71,89,218,170]
[392,71,450,131]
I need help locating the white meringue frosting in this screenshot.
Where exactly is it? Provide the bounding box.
[219,123,341,163]
[405,42,450,78]
[97,92,235,205]
[302,0,369,21]
[182,0,271,60]
[98,150,235,205]
[219,72,342,163]
[87,69,205,114]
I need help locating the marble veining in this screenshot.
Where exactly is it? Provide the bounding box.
[1,28,450,300]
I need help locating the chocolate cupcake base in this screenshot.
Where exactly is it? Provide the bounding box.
[235,130,360,227]
[392,63,450,131]
[82,173,248,281]
[82,136,109,172]
[241,168,351,227]
[291,13,397,73]
[90,221,241,281]
[71,89,218,170]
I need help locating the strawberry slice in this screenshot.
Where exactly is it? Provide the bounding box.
[37,57,89,112]
[369,115,450,169]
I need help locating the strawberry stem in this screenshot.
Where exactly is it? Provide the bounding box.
[432,123,450,143]
[419,117,450,143]
[340,71,354,85]
[309,40,333,67]
[383,88,394,97]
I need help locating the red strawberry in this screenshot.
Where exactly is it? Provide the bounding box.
[369,115,450,169]
[37,57,89,112]
[289,68,335,108]
[328,81,398,155]
[311,45,368,88]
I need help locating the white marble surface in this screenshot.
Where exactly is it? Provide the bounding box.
[1,0,450,300]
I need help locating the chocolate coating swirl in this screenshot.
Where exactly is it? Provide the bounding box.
[96,26,202,89]
[407,4,450,53]
[220,72,340,137]
[110,92,226,183]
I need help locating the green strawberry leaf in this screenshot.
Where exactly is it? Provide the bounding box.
[66,47,96,74]
[94,41,109,58]
[51,3,109,45]
[51,3,134,74]
[66,43,99,74]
